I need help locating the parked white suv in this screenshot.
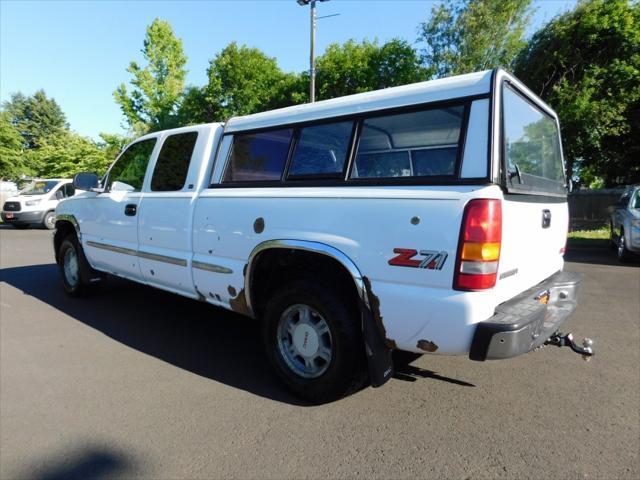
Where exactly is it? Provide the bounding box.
[2,179,77,229]
[54,69,592,403]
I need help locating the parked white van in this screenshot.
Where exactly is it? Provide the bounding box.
[55,69,593,403]
[2,179,78,229]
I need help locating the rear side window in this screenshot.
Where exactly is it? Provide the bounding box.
[224,129,293,182]
[351,106,463,179]
[288,121,353,177]
[151,132,198,191]
[108,138,157,192]
[503,84,565,195]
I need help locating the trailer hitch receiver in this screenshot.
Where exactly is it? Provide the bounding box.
[545,332,594,361]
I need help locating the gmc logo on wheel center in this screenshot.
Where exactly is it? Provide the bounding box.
[388,248,448,270]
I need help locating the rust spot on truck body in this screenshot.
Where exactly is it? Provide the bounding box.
[227,285,237,297]
[417,339,438,352]
[362,276,396,349]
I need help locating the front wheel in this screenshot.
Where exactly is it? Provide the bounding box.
[263,280,366,404]
[43,211,56,230]
[57,234,103,296]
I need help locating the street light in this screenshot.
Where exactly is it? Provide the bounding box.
[297,0,330,103]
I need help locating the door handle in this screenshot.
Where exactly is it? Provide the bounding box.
[542,209,551,228]
[124,204,137,216]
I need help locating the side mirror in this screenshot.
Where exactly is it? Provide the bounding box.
[73,172,100,191]
[55,190,64,200]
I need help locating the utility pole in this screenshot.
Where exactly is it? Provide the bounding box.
[309,0,317,103]
[297,0,335,103]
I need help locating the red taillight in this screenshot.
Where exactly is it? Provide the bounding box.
[453,199,502,291]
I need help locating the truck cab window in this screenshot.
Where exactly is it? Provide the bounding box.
[108,139,157,192]
[288,121,353,177]
[351,106,463,179]
[223,129,293,182]
[151,132,198,191]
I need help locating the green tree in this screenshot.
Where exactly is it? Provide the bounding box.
[196,42,304,121]
[25,132,110,179]
[0,112,28,179]
[514,0,640,186]
[114,18,188,134]
[2,90,68,148]
[315,39,424,100]
[98,132,132,164]
[418,0,533,78]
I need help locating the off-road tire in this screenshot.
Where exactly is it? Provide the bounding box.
[263,279,367,404]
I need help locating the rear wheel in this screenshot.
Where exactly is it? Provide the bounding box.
[263,279,366,404]
[617,229,634,262]
[43,211,56,230]
[57,234,103,296]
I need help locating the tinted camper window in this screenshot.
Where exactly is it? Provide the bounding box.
[351,106,463,179]
[224,129,293,182]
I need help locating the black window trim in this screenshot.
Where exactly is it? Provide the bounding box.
[499,79,568,198]
[210,92,491,189]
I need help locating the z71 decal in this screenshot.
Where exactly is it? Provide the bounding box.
[388,248,448,270]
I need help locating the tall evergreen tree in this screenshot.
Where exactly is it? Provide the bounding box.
[2,90,68,149]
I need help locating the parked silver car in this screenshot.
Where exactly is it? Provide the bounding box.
[610,185,640,261]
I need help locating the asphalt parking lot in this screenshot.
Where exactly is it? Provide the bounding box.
[1,226,638,479]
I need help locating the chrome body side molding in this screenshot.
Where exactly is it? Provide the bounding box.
[192,260,233,274]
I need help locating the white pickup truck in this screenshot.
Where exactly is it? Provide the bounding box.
[55,69,592,403]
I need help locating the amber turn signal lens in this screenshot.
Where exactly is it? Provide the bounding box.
[461,242,501,261]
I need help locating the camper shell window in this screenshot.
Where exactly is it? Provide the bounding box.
[216,97,480,187]
[502,82,566,196]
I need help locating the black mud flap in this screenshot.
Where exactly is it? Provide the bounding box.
[360,298,394,387]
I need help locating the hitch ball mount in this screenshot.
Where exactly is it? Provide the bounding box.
[545,332,595,361]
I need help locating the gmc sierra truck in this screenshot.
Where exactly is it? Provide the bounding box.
[54,69,593,403]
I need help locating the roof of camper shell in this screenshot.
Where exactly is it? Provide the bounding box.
[224,69,494,133]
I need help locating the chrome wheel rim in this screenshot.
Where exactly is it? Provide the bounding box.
[45,213,55,229]
[276,304,333,379]
[63,247,79,288]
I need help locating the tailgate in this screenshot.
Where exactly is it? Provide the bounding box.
[495,197,567,302]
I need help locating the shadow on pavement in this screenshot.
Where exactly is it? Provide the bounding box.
[22,446,133,480]
[565,244,640,267]
[0,262,307,405]
[1,263,476,405]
